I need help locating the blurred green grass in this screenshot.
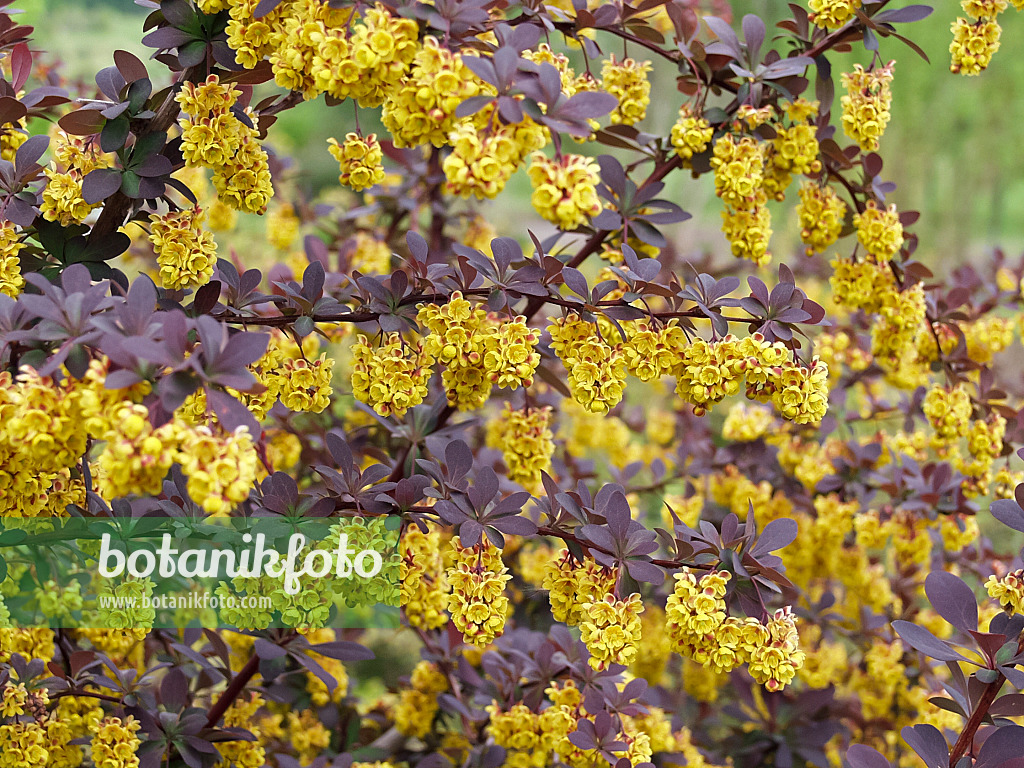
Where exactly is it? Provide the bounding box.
[25,1,1024,264]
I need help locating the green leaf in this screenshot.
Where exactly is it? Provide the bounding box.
[100,115,130,153]
[294,315,315,338]
[120,170,141,199]
[976,668,1000,684]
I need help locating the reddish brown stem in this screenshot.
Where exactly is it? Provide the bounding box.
[204,653,259,729]
[948,634,1024,767]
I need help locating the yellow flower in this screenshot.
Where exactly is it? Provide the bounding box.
[797,182,847,255]
[40,168,93,226]
[485,404,554,493]
[0,224,25,298]
[808,0,863,29]
[351,332,432,417]
[670,105,713,162]
[149,205,217,291]
[90,716,142,768]
[950,16,1002,75]
[527,153,602,230]
[601,56,652,125]
[840,62,895,151]
[328,133,386,191]
[446,536,512,646]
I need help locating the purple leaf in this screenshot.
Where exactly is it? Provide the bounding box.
[975,725,1024,768]
[991,499,1024,534]
[558,91,618,120]
[307,640,375,661]
[875,5,933,23]
[900,725,948,768]
[703,16,743,59]
[741,14,765,59]
[750,518,798,556]
[846,745,892,768]
[562,267,589,299]
[624,558,664,585]
[492,515,537,536]
[925,571,978,633]
[82,168,123,204]
[892,621,969,663]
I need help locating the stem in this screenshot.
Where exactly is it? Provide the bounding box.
[947,635,1024,767]
[50,689,124,704]
[204,653,260,728]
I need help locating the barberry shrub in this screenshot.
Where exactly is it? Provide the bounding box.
[1,1,1024,767]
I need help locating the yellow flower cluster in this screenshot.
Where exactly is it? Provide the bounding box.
[328,133,386,192]
[90,716,141,768]
[485,699,576,768]
[222,0,284,66]
[176,74,273,214]
[670,105,714,163]
[622,320,685,382]
[854,201,904,261]
[383,37,487,148]
[149,205,218,291]
[313,4,418,105]
[178,425,258,515]
[276,354,334,413]
[722,402,774,442]
[871,283,928,386]
[601,56,652,125]
[0,719,49,768]
[950,17,1003,75]
[808,0,863,29]
[0,367,93,518]
[763,100,822,200]
[40,168,93,226]
[348,231,392,274]
[528,152,603,230]
[711,133,772,264]
[959,413,1006,491]
[922,384,973,444]
[711,134,767,209]
[96,403,182,500]
[829,255,893,312]
[400,523,449,630]
[548,318,830,424]
[217,694,266,768]
[394,660,447,738]
[721,204,773,265]
[543,550,617,626]
[485,405,554,493]
[0,224,25,298]
[579,592,644,669]
[443,110,547,199]
[266,201,299,250]
[417,294,541,410]
[547,314,628,413]
[797,182,847,255]
[446,536,512,646]
[987,569,1024,613]
[666,568,804,691]
[351,333,431,417]
[840,62,895,152]
[0,120,26,163]
[285,709,331,763]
